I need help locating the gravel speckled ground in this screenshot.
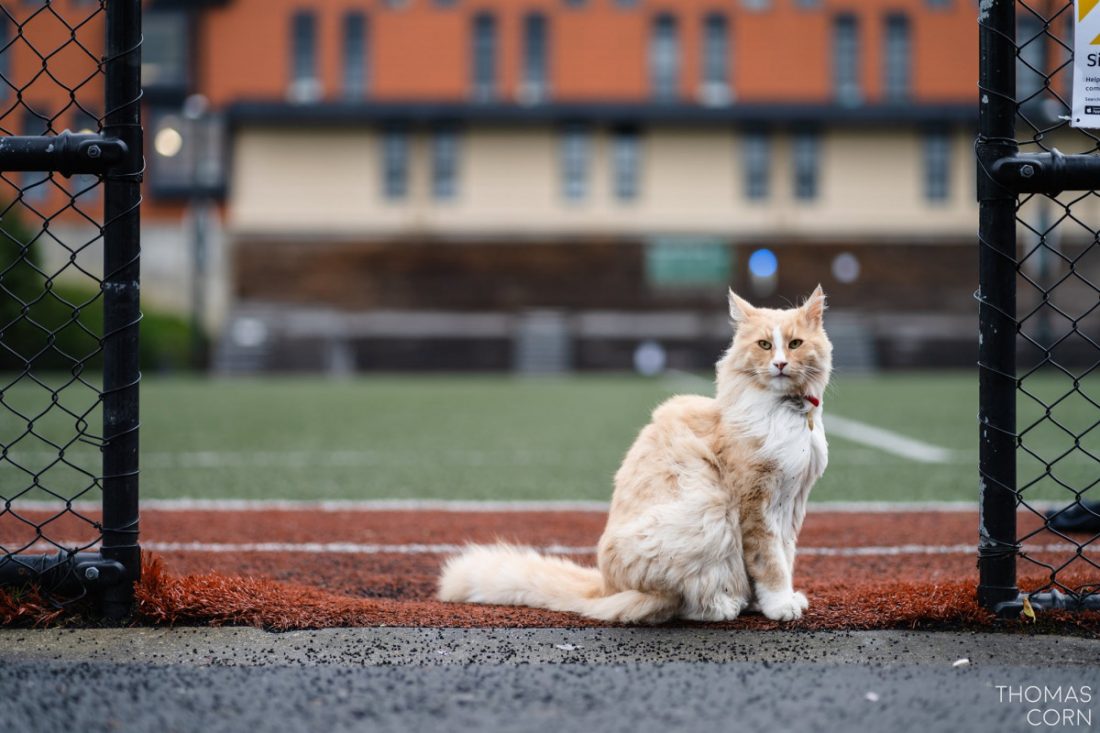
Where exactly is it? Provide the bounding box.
[0,628,1096,733]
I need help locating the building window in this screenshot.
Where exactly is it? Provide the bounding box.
[432,127,460,200]
[649,14,679,102]
[832,14,861,106]
[923,130,951,202]
[560,126,589,201]
[142,10,189,93]
[700,13,730,105]
[471,13,497,102]
[434,0,459,7]
[883,14,910,103]
[613,129,641,201]
[795,0,821,8]
[290,11,320,102]
[564,0,587,6]
[742,0,771,10]
[743,130,770,200]
[382,129,409,200]
[342,12,368,100]
[792,131,819,201]
[926,0,951,8]
[522,13,549,103]
[615,0,639,7]
[21,109,49,203]
[0,16,9,100]
[1017,13,1044,104]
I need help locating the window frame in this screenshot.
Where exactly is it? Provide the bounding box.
[342,11,369,101]
[923,128,952,202]
[432,126,460,201]
[792,130,820,202]
[560,125,590,202]
[649,13,681,103]
[471,13,498,102]
[832,14,861,106]
[522,12,550,102]
[883,13,911,103]
[290,10,319,101]
[701,13,730,97]
[381,128,410,201]
[612,128,642,202]
[742,129,771,201]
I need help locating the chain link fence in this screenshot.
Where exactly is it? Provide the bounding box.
[0,0,141,618]
[978,0,1100,614]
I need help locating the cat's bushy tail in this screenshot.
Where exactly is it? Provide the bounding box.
[437,543,676,624]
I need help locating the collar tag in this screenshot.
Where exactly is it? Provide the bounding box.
[804,395,819,430]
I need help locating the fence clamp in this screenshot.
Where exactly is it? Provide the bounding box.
[74,558,127,588]
[0,130,128,176]
[991,148,1100,195]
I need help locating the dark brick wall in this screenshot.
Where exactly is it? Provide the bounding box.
[233,238,1100,371]
[233,238,978,313]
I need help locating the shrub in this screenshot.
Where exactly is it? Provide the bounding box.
[0,211,194,374]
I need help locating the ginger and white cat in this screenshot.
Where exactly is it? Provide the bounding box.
[438,287,831,623]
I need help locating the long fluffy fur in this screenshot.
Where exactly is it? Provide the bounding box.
[438,287,832,624]
[437,543,677,623]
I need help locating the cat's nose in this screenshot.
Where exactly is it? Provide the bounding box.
[774,361,788,372]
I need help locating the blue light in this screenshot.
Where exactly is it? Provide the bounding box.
[748,248,778,279]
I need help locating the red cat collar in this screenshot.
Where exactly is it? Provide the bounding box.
[803,395,820,408]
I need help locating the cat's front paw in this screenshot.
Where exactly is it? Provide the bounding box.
[759,591,804,622]
[793,591,809,611]
[686,593,746,622]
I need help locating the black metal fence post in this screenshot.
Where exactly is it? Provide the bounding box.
[976,0,1020,613]
[99,0,143,620]
[0,1,143,617]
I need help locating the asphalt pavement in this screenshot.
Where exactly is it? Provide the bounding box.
[0,627,1096,733]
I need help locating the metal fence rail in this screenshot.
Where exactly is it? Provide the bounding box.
[978,0,1100,615]
[0,0,141,619]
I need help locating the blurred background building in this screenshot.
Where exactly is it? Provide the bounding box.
[13,0,1079,374]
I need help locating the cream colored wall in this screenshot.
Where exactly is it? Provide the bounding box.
[229,125,980,241]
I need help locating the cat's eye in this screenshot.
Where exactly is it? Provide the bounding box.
[757,340,772,350]
[789,339,803,349]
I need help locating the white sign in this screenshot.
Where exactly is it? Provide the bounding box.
[1073,0,1100,127]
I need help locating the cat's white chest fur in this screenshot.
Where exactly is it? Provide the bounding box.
[725,393,828,479]
[724,392,828,536]
[758,405,827,486]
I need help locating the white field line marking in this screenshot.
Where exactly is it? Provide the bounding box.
[664,370,960,464]
[825,415,957,464]
[6,498,1024,513]
[0,447,961,470]
[0,449,601,470]
[16,540,1097,557]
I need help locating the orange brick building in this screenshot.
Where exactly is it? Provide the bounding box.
[12,0,1072,371]
[194,0,975,105]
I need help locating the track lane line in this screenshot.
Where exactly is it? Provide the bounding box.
[12,540,1096,557]
[6,498,1071,512]
[664,369,960,464]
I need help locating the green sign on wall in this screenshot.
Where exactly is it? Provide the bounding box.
[645,237,732,289]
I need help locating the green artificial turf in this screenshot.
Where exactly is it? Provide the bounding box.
[1,371,1096,505]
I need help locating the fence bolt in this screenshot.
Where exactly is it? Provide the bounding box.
[87,144,101,159]
[84,566,99,581]
[1019,164,1035,178]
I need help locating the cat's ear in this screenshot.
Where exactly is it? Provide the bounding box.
[728,289,756,325]
[801,284,827,327]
